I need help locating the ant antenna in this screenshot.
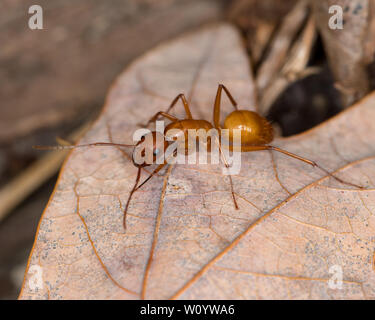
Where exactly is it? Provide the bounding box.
[33,142,136,150]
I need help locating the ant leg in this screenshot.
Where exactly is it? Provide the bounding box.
[146,111,178,126]
[143,94,193,127]
[135,147,178,190]
[165,93,192,119]
[141,166,163,178]
[136,163,167,191]
[213,136,239,210]
[269,146,363,189]
[123,163,168,230]
[241,145,363,189]
[213,84,238,129]
[123,167,142,230]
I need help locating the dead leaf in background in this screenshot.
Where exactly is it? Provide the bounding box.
[228,0,297,65]
[259,13,317,115]
[255,0,309,95]
[312,0,375,107]
[19,24,375,300]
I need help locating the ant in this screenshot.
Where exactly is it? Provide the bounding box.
[35,84,363,230]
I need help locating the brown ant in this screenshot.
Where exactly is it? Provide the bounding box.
[35,84,363,230]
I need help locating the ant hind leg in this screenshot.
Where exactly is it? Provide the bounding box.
[244,145,363,189]
[213,84,239,129]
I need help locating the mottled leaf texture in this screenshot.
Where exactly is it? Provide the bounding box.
[20,24,375,300]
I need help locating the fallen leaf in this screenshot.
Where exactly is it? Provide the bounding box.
[19,23,375,300]
[259,13,317,115]
[255,0,309,96]
[228,0,297,64]
[312,0,375,107]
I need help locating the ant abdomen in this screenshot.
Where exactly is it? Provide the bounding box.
[223,110,274,146]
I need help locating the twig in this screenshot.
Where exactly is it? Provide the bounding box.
[259,14,317,115]
[256,0,308,98]
[249,21,276,66]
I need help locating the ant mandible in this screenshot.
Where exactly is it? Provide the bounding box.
[35,84,362,230]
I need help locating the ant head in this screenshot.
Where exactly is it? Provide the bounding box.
[132,131,168,167]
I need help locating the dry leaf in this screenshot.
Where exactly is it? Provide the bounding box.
[228,0,297,65]
[312,0,375,107]
[19,23,375,300]
[259,13,317,115]
[255,0,309,95]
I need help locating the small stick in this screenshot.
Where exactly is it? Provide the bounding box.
[256,0,308,95]
[259,14,317,114]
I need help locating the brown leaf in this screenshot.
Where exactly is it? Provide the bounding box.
[19,23,375,300]
[259,13,317,115]
[255,0,309,95]
[312,0,375,107]
[228,0,297,65]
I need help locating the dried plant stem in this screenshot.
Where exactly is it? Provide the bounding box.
[256,0,308,97]
[250,21,276,66]
[259,14,317,115]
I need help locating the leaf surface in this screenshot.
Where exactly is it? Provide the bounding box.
[19,23,375,300]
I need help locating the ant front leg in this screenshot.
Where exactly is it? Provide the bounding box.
[146,111,178,126]
[123,167,142,230]
[213,84,238,129]
[165,93,193,119]
[123,163,168,230]
[212,136,239,210]
[135,148,177,190]
[144,93,193,126]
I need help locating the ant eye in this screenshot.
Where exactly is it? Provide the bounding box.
[153,148,159,156]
